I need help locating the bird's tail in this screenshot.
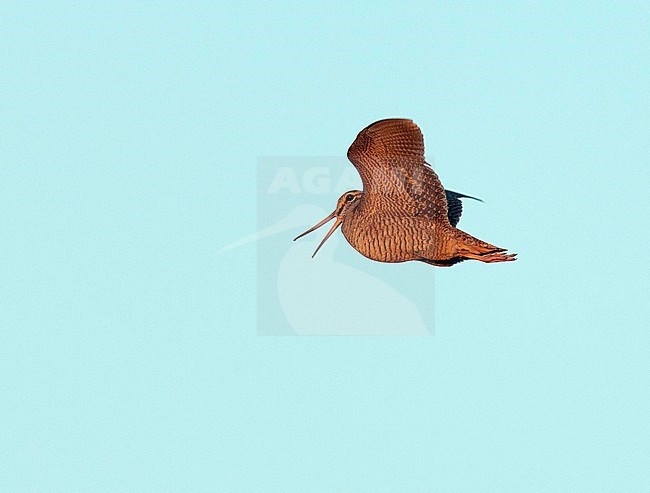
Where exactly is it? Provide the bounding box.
[453,229,517,263]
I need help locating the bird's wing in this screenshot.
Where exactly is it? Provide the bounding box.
[444,190,482,227]
[445,190,464,227]
[347,119,449,223]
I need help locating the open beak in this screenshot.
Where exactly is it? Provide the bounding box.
[293,211,343,258]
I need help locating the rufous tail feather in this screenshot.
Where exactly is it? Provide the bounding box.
[453,229,516,263]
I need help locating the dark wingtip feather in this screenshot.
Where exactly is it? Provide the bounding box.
[447,191,483,202]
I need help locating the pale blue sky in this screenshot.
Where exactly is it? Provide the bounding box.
[1,2,649,491]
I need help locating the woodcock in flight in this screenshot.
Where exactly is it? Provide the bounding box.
[294,119,516,267]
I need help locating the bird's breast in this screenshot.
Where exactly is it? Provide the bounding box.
[341,210,435,263]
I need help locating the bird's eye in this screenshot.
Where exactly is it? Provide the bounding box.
[346,194,355,202]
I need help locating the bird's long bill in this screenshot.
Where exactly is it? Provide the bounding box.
[293,211,342,258]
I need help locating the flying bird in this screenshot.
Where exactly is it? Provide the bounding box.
[294,119,516,267]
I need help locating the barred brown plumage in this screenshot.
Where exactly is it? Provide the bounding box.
[294,119,517,267]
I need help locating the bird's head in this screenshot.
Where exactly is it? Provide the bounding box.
[293,190,362,257]
[334,190,363,216]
